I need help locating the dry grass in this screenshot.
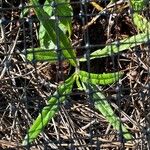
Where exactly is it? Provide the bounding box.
[0,0,150,149]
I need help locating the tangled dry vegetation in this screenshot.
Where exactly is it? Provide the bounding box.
[0,0,150,149]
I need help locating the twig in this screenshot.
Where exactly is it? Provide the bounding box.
[0,28,20,79]
[0,19,5,43]
[82,0,126,30]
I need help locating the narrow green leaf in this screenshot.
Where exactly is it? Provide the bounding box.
[43,0,53,15]
[79,71,123,85]
[38,1,53,48]
[22,74,75,145]
[84,83,132,140]
[31,0,77,66]
[27,48,60,62]
[47,0,73,36]
[79,32,150,61]
[39,24,53,49]
[130,0,148,11]
[39,1,72,48]
[39,0,73,49]
[133,13,150,32]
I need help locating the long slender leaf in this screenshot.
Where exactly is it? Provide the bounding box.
[133,13,150,33]
[39,0,72,48]
[31,0,77,66]
[130,0,148,11]
[38,1,53,48]
[47,0,73,36]
[39,24,54,49]
[84,83,132,140]
[22,74,75,145]
[79,32,150,61]
[27,48,60,62]
[130,0,150,32]
[79,70,123,85]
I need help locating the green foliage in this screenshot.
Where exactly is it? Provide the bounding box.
[130,0,149,33]
[47,0,73,36]
[79,0,150,62]
[22,74,75,145]
[22,0,150,145]
[30,0,77,66]
[132,13,150,32]
[39,0,72,49]
[27,48,59,62]
[78,71,123,85]
[83,83,132,140]
[38,0,53,49]
[130,0,149,11]
[79,32,149,61]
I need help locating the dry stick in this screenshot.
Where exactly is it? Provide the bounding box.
[81,119,97,130]
[50,142,136,149]
[0,20,5,43]
[82,0,125,30]
[60,106,88,150]
[90,2,103,11]
[0,139,21,148]
[0,28,20,79]
[0,105,10,125]
[10,102,20,141]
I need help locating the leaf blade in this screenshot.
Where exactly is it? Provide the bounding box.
[133,13,150,33]
[130,0,148,11]
[84,83,132,140]
[22,74,75,145]
[79,32,149,61]
[31,0,77,66]
[79,70,123,85]
[51,0,73,36]
[27,48,59,62]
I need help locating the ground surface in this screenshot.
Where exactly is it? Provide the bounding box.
[0,0,150,149]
